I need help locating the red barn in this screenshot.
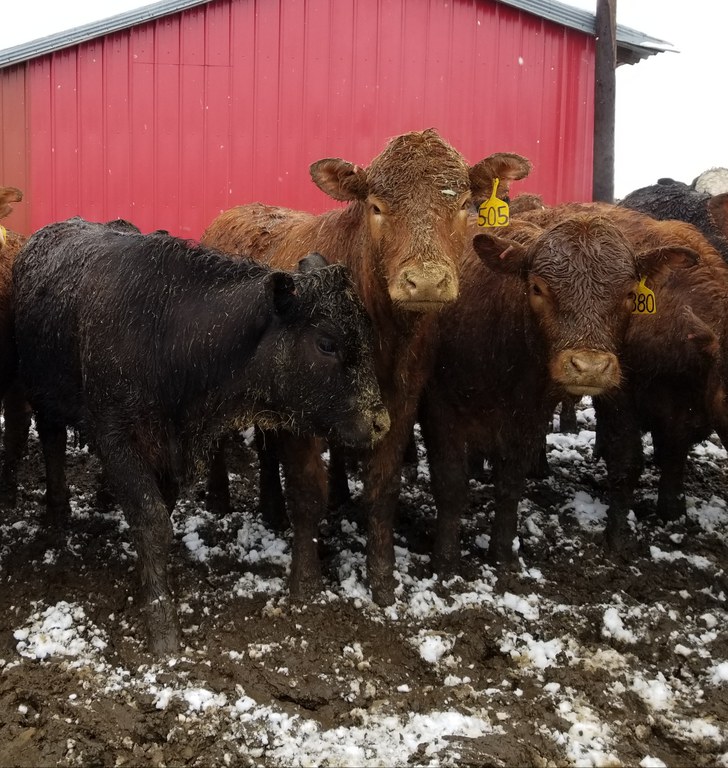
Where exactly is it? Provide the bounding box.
[0,0,667,237]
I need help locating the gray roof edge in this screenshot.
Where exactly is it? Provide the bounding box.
[496,0,675,57]
[0,0,214,69]
[0,0,674,71]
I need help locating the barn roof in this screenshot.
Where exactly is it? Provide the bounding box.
[0,0,673,70]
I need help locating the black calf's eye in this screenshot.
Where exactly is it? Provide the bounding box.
[317,337,337,356]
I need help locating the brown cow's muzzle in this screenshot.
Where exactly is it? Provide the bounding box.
[389,262,458,311]
[551,349,621,396]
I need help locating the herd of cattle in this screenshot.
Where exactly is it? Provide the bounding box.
[1,129,727,655]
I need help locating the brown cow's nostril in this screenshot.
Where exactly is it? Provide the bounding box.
[570,355,589,373]
[570,354,613,374]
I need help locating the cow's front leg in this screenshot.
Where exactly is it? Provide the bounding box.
[420,397,468,576]
[594,394,644,553]
[364,417,414,606]
[277,432,327,599]
[98,440,181,656]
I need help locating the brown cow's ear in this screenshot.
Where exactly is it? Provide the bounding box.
[707,193,728,237]
[472,232,528,274]
[636,245,700,280]
[469,153,532,206]
[0,186,23,220]
[310,159,369,202]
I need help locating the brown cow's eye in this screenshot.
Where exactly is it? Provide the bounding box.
[317,337,337,356]
[371,204,382,215]
[531,282,542,296]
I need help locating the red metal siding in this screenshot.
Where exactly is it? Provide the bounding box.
[0,66,29,233]
[0,0,594,237]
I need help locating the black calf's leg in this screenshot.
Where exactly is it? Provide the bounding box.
[36,416,71,525]
[99,442,181,655]
[255,428,288,531]
[206,436,231,516]
[0,383,32,507]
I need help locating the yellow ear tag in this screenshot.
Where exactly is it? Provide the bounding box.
[0,225,6,245]
[477,178,510,228]
[632,276,656,315]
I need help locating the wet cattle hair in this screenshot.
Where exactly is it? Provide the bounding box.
[520,201,728,549]
[12,217,387,654]
[420,212,698,572]
[202,129,532,606]
[620,180,728,262]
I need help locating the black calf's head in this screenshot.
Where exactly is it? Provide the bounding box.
[268,253,389,447]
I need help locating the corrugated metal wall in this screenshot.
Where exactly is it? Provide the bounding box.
[0,0,595,238]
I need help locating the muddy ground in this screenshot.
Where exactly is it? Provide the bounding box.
[0,406,726,767]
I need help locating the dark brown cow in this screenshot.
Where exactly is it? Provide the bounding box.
[421,213,697,571]
[0,187,31,506]
[202,129,532,604]
[520,202,728,548]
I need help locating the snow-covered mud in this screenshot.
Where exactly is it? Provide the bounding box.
[1,402,726,766]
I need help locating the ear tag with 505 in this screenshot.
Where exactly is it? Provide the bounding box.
[477,178,510,227]
[632,276,656,315]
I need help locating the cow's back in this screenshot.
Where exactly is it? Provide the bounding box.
[203,203,329,267]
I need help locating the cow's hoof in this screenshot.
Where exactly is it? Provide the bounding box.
[44,499,71,527]
[0,483,17,509]
[656,494,686,523]
[604,518,636,560]
[486,540,518,568]
[260,502,289,533]
[146,599,182,656]
[432,550,459,578]
[206,492,231,517]
[370,578,396,607]
[289,565,322,602]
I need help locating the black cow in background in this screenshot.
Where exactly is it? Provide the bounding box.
[620,175,728,261]
[12,218,389,654]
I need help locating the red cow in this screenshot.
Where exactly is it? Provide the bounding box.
[421,213,697,571]
[202,129,532,604]
[520,202,728,549]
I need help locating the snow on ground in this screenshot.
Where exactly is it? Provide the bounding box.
[1,403,727,766]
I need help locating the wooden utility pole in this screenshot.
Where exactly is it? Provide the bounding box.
[593,0,617,202]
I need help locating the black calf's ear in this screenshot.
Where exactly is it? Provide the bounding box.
[270,271,298,316]
[298,252,329,272]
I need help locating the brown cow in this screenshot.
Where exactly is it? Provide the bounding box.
[0,187,31,506]
[421,213,697,571]
[202,129,532,604]
[519,202,728,549]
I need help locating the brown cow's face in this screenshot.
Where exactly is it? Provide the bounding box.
[474,215,699,396]
[311,130,531,312]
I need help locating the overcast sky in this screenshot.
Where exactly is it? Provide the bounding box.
[3,0,726,199]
